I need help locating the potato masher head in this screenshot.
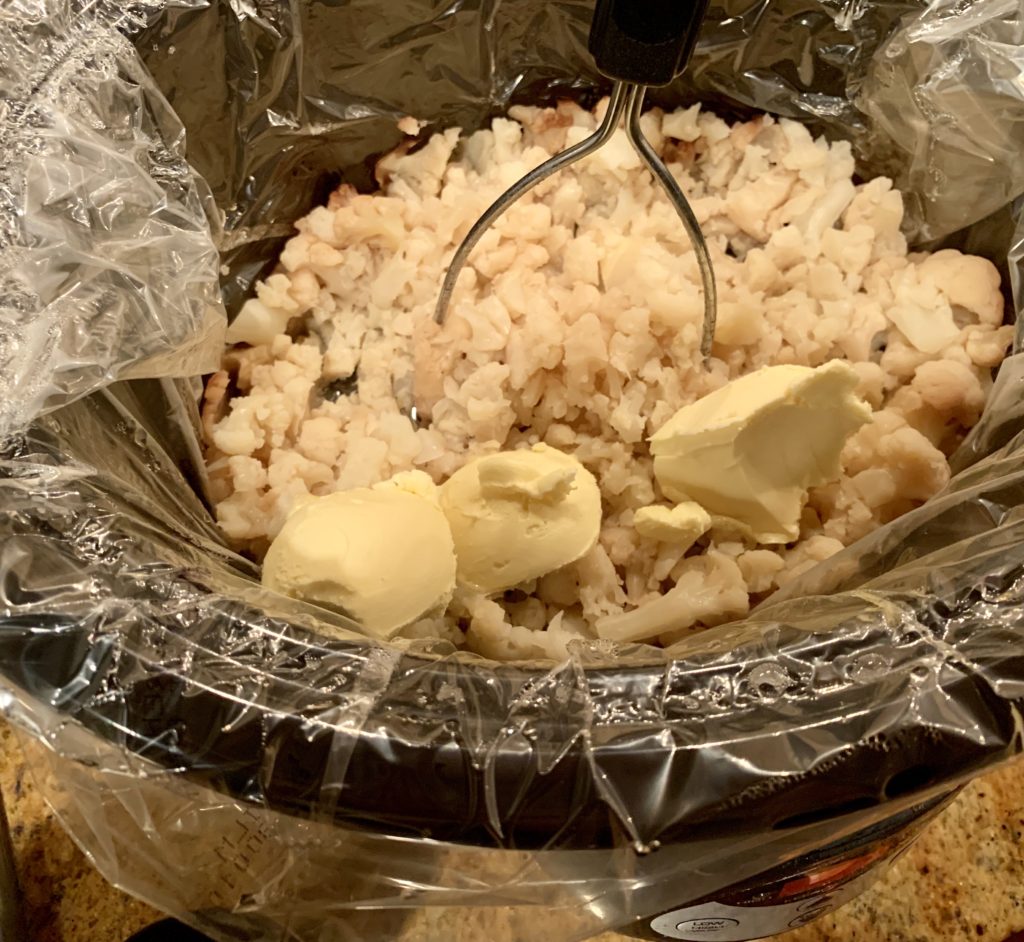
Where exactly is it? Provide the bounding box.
[432,0,716,354]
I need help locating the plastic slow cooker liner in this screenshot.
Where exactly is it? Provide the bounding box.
[2,0,1024,939]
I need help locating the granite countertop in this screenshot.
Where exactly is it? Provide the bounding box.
[4,719,1023,942]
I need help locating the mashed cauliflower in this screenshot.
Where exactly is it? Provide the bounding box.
[203,98,1011,661]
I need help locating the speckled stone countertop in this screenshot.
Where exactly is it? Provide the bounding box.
[4,717,1023,942]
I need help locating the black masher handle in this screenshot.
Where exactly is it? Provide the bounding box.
[588,0,709,87]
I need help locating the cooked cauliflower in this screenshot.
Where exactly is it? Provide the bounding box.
[205,99,1010,660]
[462,596,595,661]
[810,409,952,546]
[592,551,749,645]
[737,549,786,594]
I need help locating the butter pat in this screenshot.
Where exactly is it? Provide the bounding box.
[440,444,602,594]
[650,361,871,543]
[262,471,456,638]
[634,502,711,549]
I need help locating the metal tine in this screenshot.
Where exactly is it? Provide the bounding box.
[417,81,718,425]
[622,83,717,358]
[433,82,629,327]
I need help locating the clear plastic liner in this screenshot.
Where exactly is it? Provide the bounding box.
[0,0,224,439]
[857,0,1024,240]
[1,0,1024,940]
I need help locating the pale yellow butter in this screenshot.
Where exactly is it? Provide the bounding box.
[634,502,711,549]
[650,361,871,543]
[439,444,602,594]
[261,470,456,638]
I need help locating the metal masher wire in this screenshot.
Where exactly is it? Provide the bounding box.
[432,80,716,357]
[623,83,717,357]
[433,82,628,328]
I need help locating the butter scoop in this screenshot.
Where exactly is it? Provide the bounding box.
[439,444,602,594]
[650,361,871,543]
[262,470,456,638]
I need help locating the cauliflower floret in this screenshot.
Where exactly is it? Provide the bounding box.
[397,115,426,137]
[843,177,905,259]
[847,360,887,409]
[778,119,827,175]
[335,436,390,490]
[307,240,346,270]
[886,265,959,355]
[742,248,781,293]
[376,126,461,198]
[714,292,766,346]
[596,551,749,643]
[848,467,898,508]
[879,425,950,501]
[329,195,408,252]
[806,260,845,302]
[776,535,845,587]
[266,449,332,494]
[503,595,548,630]
[725,170,796,240]
[211,400,265,456]
[880,335,932,381]
[563,311,609,386]
[397,614,466,651]
[764,225,807,271]
[911,359,986,425]
[508,103,574,153]
[256,273,301,314]
[297,416,345,466]
[575,544,628,622]
[289,269,321,310]
[661,104,702,142]
[450,361,515,443]
[227,455,268,492]
[965,325,1014,368]
[816,490,877,545]
[462,596,522,657]
[886,386,949,447]
[821,224,874,276]
[303,206,342,246]
[821,410,951,544]
[463,596,592,661]
[279,233,315,272]
[396,615,465,649]
[843,410,949,500]
[917,250,1004,327]
[217,492,277,543]
[737,549,785,593]
[536,567,579,607]
[790,179,856,244]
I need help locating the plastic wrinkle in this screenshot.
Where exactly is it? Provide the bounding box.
[0,0,225,439]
